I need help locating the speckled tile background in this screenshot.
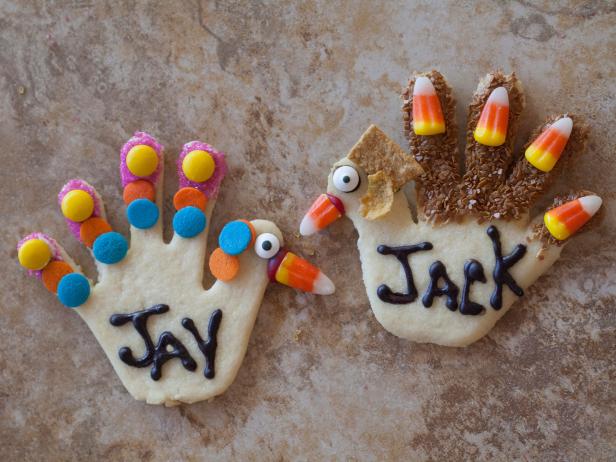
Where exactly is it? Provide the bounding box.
[1,1,615,460]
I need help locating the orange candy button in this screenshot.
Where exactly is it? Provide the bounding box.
[41,260,74,293]
[173,187,208,211]
[80,217,113,247]
[123,180,155,205]
[209,247,240,281]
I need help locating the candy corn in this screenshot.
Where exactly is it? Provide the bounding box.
[268,250,335,295]
[412,76,445,135]
[525,117,573,172]
[473,87,509,147]
[300,193,345,236]
[544,195,602,240]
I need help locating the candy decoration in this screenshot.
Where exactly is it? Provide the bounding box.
[126,144,159,177]
[57,273,90,308]
[238,219,256,245]
[173,187,208,212]
[182,150,216,183]
[412,76,446,135]
[299,193,344,236]
[18,238,52,270]
[80,217,113,247]
[173,206,207,238]
[120,133,163,187]
[61,189,94,222]
[267,250,335,295]
[544,195,602,241]
[126,198,159,229]
[254,232,281,259]
[209,247,240,281]
[177,141,227,199]
[525,117,573,172]
[92,231,128,264]
[42,261,74,293]
[473,86,509,147]
[219,221,252,255]
[123,180,156,205]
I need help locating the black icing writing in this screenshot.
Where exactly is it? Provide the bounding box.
[376,225,527,315]
[182,310,222,379]
[460,259,487,315]
[487,225,527,310]
[110,305,222,381]
[422,261,459,311]
[376,242,433,304]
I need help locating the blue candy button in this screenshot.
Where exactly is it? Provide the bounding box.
[93,231,128,264]
[126,198,159,229]
[173,206,206,238]
[57,273,90,308]
[219,220,252,255]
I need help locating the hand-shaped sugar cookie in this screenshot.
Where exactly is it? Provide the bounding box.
[17,132,334,405]
[301,71,602,347]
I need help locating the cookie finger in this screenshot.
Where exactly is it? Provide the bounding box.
[402,70,461,222]
[59,179,128,266]
[462,71,525,215]
[121,132,164,241]
[170,140,226,252]
[493,114,589,220]
[17,233,91,308]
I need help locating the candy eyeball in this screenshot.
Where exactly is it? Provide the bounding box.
[254,233,280,259]
[332,165,360,193]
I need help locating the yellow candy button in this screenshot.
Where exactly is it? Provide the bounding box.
[61,189,94,222]
[126,144,159,177]
[182,150,215,183]
[18,238,52,270]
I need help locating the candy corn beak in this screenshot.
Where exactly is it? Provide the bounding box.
[544,195,602,241]
[299,193,345,236]
[267,249,335,295]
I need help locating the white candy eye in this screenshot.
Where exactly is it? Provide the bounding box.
[333,165,360,193]
[254,233,280,259]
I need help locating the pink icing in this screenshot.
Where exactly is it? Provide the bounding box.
[120,132,164,187]
[17,232,63,278]
[58,179,102,241]
[177,141,227,198]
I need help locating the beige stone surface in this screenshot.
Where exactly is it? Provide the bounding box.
[1,0,615,460]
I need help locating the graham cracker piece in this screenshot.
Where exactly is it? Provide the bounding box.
[348,125,423,191]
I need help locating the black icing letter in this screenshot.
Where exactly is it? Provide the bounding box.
[487,225,527,310]
[182,309,223,379]
[460,259,487,315]
[421,261,459,310]
[110,304,197,381]
[376,242,433,304]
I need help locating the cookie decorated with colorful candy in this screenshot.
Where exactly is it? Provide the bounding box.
[301,70,602,347]
[17,132,334,405]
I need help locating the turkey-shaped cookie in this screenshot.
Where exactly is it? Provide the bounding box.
[301,71,602,347]
[17,132,334,405]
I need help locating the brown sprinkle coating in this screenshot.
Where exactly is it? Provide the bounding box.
[399,70,594,227]
[493,114,590,221]
[402,70,461,223]
[461,71,526,219]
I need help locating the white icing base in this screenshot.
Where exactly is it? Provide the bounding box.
[327,160,562,347]
[75,211,282,405]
